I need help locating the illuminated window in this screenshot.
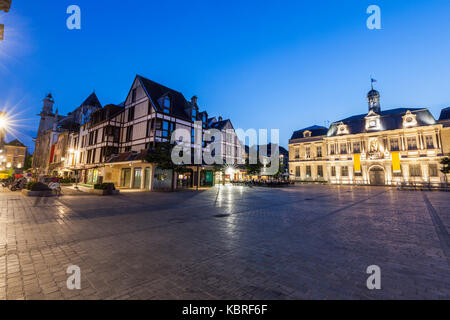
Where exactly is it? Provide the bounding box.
[429,164,438,177]
[330,144,335,155]
[317,165,323,178]
[341,166,349,177]
[390,138,399,151]
[163,96,171,113]
[407,137,417,150]
[316,146,322,158]
[306,166,311,177]
[331,166,336,177]
[409,164,421,177]
[340,144,347,155]
[425,136,434,149]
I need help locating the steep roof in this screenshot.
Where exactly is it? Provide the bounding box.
[439,107,450,122]
[6,139,26,147]
[290,125,328,140]
[327,108,436,137]
[209,119,230,131]
[137,75,191,121]
[81,92,102,108]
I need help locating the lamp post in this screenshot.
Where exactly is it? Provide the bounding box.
[0,1,12,12]
[0,1,12,41]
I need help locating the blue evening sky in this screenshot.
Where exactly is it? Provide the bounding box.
[1,0,450,151]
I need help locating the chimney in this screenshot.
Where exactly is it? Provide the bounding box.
[218,116,223,122]
[191,96,198,106]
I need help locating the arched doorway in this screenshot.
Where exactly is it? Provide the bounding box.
[369,166,385,185]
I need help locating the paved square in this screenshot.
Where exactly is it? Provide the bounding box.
[0,185,449,300]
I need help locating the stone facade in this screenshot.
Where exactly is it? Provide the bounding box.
[289,89,450,186]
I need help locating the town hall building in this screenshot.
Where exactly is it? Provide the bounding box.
[289,87,449,186]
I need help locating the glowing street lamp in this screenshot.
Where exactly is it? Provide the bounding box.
[0,114,9,129]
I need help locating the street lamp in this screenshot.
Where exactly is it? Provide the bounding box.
[0,1,12,13]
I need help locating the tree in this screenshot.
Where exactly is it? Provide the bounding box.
[440,154,450,183]
[145,140,189,191]
[24,154,33,171]
[245,157,263,177]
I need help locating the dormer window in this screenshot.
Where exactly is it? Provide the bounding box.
[402,110,418,128]
[337,122,349,135]
[303,130,312,138]
[163,96,171,113]
[365,110,382,131]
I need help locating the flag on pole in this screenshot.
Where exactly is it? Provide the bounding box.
[371,78,377,83]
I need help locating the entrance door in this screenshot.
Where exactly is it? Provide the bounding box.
[120,168,131,187]
[369,167,385,185]
[133,168,142,189]
[144,167,151,189]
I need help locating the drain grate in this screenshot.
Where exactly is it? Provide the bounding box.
[214,214,230,218]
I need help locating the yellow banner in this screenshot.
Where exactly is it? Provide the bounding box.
[392,151,401,172]
[354,154,361,173]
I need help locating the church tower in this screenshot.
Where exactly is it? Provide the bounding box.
[367,84,381,114]
[37,93,57,134]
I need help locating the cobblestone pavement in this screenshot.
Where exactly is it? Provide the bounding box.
[0,185,449,300]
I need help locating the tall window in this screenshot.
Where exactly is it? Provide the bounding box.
[390,138,400,151]
[126,126,133,142]
[294,148,300,159]
[317,165,323,178]
[409,164,421,177]
[146,119,154,137]
[429,164,438,177]
[192,107,197,122]
[128,106,135,122]
[306,166,311,177]
[407,137,418,150]
[162,121,174,138]
[316,146,322,158]
[295,166,300,177]
[163,96,171,113]
[191,128,195,144]
[425,136,434,149]
[353,142,361,153]
[330,144,335,155]
[305,147,311,159]
[341,166,349,177]
[340,143,347,155]
[331,166,336,177]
